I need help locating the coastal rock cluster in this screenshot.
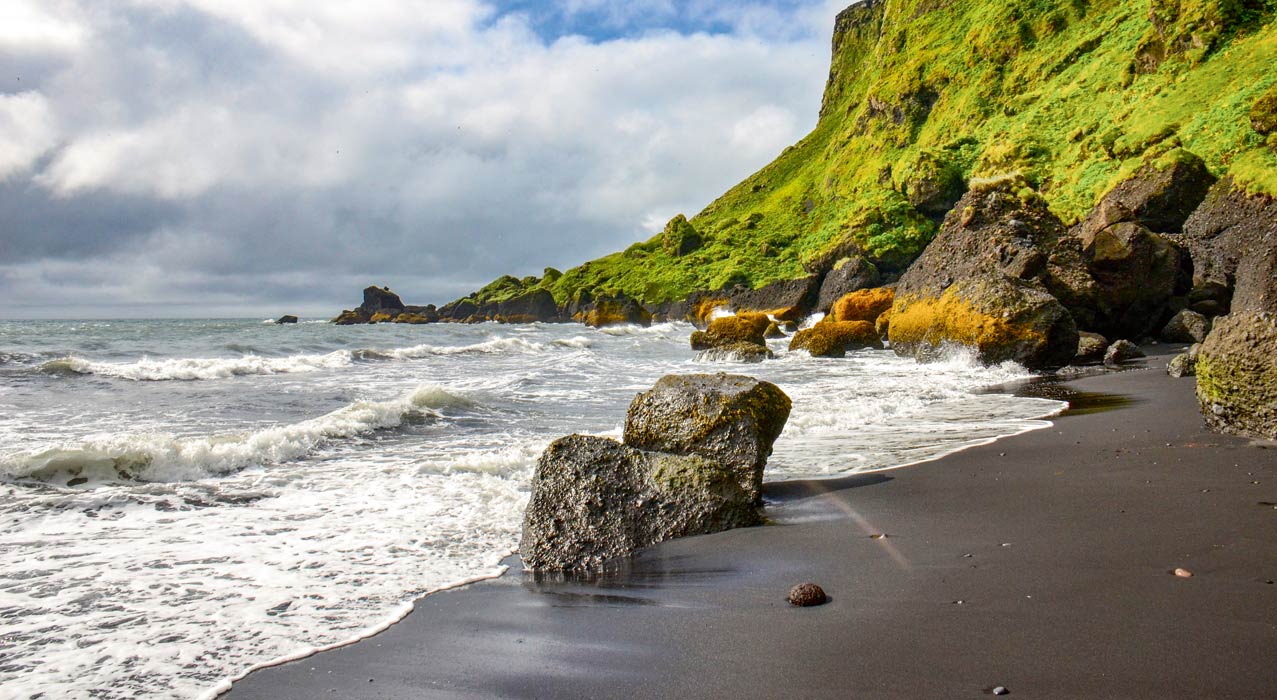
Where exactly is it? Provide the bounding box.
[520,374,791,572]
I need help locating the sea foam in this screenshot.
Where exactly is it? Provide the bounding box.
[0,383,473,484]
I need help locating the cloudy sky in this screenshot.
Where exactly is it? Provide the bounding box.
[1,0,845,318]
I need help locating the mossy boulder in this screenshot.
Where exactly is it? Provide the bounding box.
[829,287,895,323]
[393,312,435,324]
[1253,88,1277,136]
[332,309,368,325]
[1196,312,1277,439]
[890,276,1079,368]
[690,313,770,350]
[519,435,762,572]
[577,296,652,328]
[623,373,791,506]
[1252,87,1277,136]
[789,320,881,358]
[369,311,395,323]
[661,214,703,257]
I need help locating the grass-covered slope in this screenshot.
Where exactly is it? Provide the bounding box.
[465,0,1277,310]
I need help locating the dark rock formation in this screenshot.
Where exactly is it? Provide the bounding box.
[333,309,370,325]
[496,289,560,323]
[815,256,881,312]
[1073,152,1216,236]
[275,315,299,324]
[1160,309,1211,343]
[362,285,405,313]
[888,177,1079,368]
[686,275,821,325]
[519,435,762,572]
[623,374,791,506]
[789,320,881,358]
[1188,181,1277,439]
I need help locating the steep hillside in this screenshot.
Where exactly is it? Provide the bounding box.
[456,0,1276,312]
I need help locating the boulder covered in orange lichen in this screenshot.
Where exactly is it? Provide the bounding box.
[576,297,652,328]
[829,287,895,324]
[788,320,880,357]
[690,313,771,350]
[889,276,1077,367]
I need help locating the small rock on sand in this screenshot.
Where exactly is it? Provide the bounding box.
[1174,568,1194,578]
[788,583,828,607]
[993,686,1010,696]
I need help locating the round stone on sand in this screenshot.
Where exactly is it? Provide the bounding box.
[788,582,828,607]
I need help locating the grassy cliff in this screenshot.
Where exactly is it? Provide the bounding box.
[463,0,1277,310]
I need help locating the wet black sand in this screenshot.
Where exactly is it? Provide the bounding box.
[226,348,1277,698]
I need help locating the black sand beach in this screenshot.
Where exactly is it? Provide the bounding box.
[227,349,1277,698]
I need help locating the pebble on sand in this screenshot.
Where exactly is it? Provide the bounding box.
[993,686,1010,695]
[1173,568,1194,578]
[788,583,828,607]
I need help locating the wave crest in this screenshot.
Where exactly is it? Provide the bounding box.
[39,352,352,381]
[0,383,475,485]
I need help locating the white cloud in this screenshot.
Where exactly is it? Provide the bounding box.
[1,0,843,315]
[0,0,89,54]
[0,92,59,180]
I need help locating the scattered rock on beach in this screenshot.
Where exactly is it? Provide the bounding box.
[1167,353,1196,378]
[1160,309,1211,344]
[1104,340,1145,366]
[788,582,828,607]
[1074,331,1109,364]
[992,686,1010,696]
[1173,568,1194,578]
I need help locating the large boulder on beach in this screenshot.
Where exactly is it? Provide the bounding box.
[789,320,881,357]
[520,435,762,572]
[888,177,1079,368]
[891,276,1078,368]
[623,374,791,506]
[1196,312,1277,439]
[1182,180,1277,439]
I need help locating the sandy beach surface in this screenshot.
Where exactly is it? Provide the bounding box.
[226,348,1277,698]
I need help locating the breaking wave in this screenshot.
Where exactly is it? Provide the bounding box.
[39,352,353,381]
[0,384,473,484]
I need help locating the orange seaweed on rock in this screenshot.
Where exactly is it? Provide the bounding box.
[690,313,771,350]
[788,320,880,358]
[888,277,1077,368]
[830,287,895,324]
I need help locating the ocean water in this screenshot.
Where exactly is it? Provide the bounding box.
[0,318,1065,699]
